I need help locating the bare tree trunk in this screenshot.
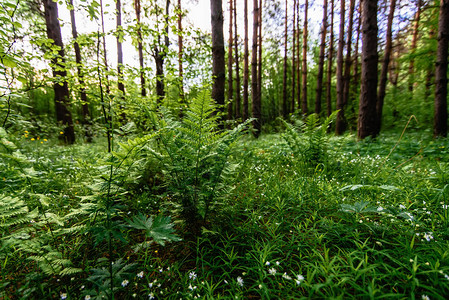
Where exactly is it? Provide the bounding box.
[408,0,423,94]
[227,0,234,120]
[155,0,170,103]
[134,0,146,97]
[99,0,111,96]
[234,0,241,119]
[69,0,91,141]
[351,2,361,127]
[434,0,449,138]
[116,0,126,120]
[178,0,184,102]
[43,0,75,144]
[282,0,289,118]
[243,0,249,120]
[257,0,263,109]
[376,0,396,135]
[326,0,335,117]
[315,0,328,115]
[211,0,226,115]
[342,0,356,116]
[291,0,297,114]
[301,0,308,114]
[295,0,300,112]
[357,0,379,140]
[335,0,346,135]
[252,0,261,136]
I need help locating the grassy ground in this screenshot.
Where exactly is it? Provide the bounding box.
[1,126,449,299]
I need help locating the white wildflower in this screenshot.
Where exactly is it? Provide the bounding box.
[282,272,292,280]
[84,296,91,300]
[399,204,406,209]
[189,271,197,281]
[237,276,244,287]
[121,279,129,287]
[137,271,144,278]
[60,293,67,300]
[268,268,277,275]
[295,274,305,285]
[265,261,270,266]
[421,295,430,300]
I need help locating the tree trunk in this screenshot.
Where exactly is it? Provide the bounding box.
[69,0,91,141]
[342,0,356,127]
[43,0,75,144]
[301,0,308,115]
[211,0,226,116]
[295,0,300,112]
[291,0,297,114]
[116,0,126,119]
[154,0,170,103]
[326,0,335,117]
[315,0,328,115]
[134,0,146,97]
[434,0,449,138]
[335,0,346,135]
[408,0,423,94]
[282,0,288,118]
[227,0,234,120]
[357,0,378,140]
[178,0,185,102]
[233,0,241,119]
[257,0,263,110]
[351,2,362,127]
[252,0,261,136]
[243,0,249,120]
[375,0,396,135]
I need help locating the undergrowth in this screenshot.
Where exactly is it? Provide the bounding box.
[1,108,449,299]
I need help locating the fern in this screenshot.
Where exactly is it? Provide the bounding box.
[281,111,338,168]
[145,92,250,232]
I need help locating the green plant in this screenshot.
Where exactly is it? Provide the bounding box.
[144,92,250,234]
[280,111,338,168]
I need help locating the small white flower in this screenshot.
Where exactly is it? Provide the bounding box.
[237,276,244,287]
[275,261,280,266]
[189,271,197,280]
[84,296,91,300]
[377,206,384,212]
[137,271,144,278]
[60,293,67,300]
[265,261,270,266]
[148,293,155,299]
[399,204,406,209]
[148,283,153,288]
[188,284,197,290]
[295,274,305,285]
[442,205,449,209]
[268,268,277,275]
[121,279,129,287]
[421,295,430,300]
[444,274,449,281]
[423,232,434,242]
[282,272,292,280]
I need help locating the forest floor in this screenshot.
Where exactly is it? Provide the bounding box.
[1,125,449,299]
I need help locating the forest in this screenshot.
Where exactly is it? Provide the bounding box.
[1,0,449,298]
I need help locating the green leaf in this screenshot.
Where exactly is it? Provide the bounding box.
[128,213,181,246]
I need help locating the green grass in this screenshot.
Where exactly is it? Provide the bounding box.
[1,125,449,299]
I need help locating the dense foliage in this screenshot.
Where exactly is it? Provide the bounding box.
[1,107,449,298]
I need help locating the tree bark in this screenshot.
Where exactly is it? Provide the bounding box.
[227,0,234,120]
[326,0,335,117]
[291,0,297,114]
[211,0,226,115]
[335,0,346,135]
[43,0,75,144]
[295,0,300,112]
[233,0,241,119]
[357,0,378,140]
[408,0,423,95]
[69,0,91,141]
[155,0,170,103]
[257,0,263,109]
[243,0,249,120]
[341,0,356,129]
[434,0,449,138]
[282,0,289,118]
[301,0,308,115]
[134,0,146,97]
[252,0,261,136]
[315,0,328,115]
[375,0,396,135]
[116,0,126,120]
[178,0,184,102]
